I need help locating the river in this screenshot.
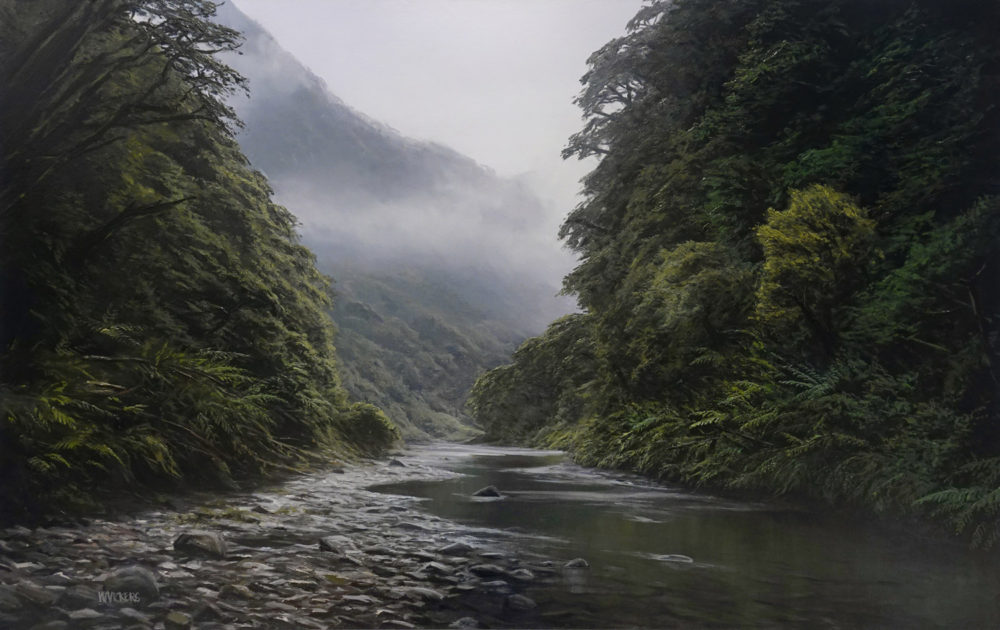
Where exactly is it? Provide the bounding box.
[1,442,997,629]
[372,443,1000,629]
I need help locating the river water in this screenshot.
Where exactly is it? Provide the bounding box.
[372,443,1000,629]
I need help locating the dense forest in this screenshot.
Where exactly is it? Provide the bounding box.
[0,0,398,519]
[211,2,567,441]
[470,0,1000,546]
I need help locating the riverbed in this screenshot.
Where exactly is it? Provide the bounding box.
[0,443,997,629]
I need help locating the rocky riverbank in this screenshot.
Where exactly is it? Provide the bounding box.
[0,449,587,629]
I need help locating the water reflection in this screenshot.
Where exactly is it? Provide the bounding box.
[370,444,999,628]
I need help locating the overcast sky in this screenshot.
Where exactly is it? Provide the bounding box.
[231,0,644,231]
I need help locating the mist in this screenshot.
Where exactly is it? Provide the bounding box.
[215,1,618,329]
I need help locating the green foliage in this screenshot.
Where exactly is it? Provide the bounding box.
[328,268,520,442]
[756,185,876,354]
[0,0,397,518]
[470,0,1000,547]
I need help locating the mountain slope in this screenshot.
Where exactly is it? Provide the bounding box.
[215,2,571,438]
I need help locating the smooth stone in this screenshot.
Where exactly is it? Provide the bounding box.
[421,561,450,574]
[449,617,479,628]
[16,580,57,606]
[193,602,225,621]
[439,542,474,556]
[173,531,227,559]
[342,594,378,605]
[478,580,512,594]
[469,564,506,577]
[42,571,74,586]
[318,535,355,554]
[472,486,502,498]
[219,584,253,599]
[59,584,99,609]
[0,587,21,611]
[388,459,406,467]
[505,593,537,611]
[394,522,429,531]
[406,587,445,601]
[103,565,159,602]
[118,607,151,624]
[68,608,104,621]
[164,610,193,629]
[565,557,590,568]
[507,568,535,581]
[13,561,45,572]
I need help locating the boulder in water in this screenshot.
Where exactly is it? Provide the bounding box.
[505,593,537,611]
[173,530,227,559]
[472,486,503,498]
[103,565,159,603]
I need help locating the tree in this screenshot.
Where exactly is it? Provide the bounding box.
[755,185,876,356]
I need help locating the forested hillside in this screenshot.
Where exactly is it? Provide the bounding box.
[212,3,569,438]
[470,0,1000,546]
[0,0,396,519]
[328,266,524,440]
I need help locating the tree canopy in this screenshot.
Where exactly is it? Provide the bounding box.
[0,0,397,518]
[470,0,1000,547]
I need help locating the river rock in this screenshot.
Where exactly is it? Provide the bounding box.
[59,584,98,609]
[449,617,479,628]
[406,586,445,601]
[388,459,406,467]
[565,557,590,568]
[469,563,506,578]
[103,565,159,603]
[478,580,512,594]
[173,531,227,559]
[439,542,474,556]
[420,561,450,575]
[507,568,535,581]
[15,581,56,606]
[67,608,104,623]
[505,593,537,611]
[164,610,193,629]
[472,486,503,498]
[218,583,252,600]
[193,601,224,621]
[0,586,22,611]
[118,607,151,624]
[318,535,355,554]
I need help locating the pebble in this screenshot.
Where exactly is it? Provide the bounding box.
[469,563,506,577]
[439,542,474,556]
[15,581,57,606]
[164,610,193,629]
[103,565,159,602]
[173,531,227,559]
[0,453,569,629]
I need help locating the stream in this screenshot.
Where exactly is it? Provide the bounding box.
[0,443,997,629]
[372,443,1000,629]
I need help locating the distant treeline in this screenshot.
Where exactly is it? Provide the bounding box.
[0,0,396,519]
[469,0,1000,546]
